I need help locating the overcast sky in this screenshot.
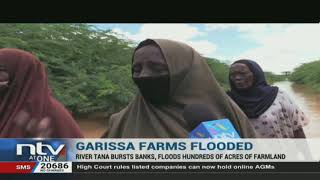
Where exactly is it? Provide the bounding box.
[93,23,320,74]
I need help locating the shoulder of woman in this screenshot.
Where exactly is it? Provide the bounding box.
[48,97,72,118]
[109,95,139,118]
[277,88,284,95]
[276,89,293,102]
[108,102,133,126]
[276,89,301,115]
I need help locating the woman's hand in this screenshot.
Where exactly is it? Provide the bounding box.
[14,110,53,138]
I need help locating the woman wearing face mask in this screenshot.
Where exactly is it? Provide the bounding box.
[103,39,257,138]
[227,59,308,138]
[0,48,84,138]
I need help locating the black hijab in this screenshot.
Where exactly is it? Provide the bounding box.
[227,59,279,119]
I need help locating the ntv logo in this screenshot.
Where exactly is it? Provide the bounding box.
[16,142,65,161]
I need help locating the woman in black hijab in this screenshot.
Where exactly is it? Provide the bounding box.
[228,59,308,138]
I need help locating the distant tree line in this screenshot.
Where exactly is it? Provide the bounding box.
[290,60,320,92]
[0,23,284,117]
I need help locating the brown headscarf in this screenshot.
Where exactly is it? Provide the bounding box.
[105,39,257,138]
[0,48,84,138]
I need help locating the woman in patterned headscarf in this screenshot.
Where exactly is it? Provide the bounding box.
[228,59,308,138]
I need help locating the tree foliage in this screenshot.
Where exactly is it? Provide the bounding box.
[0,24,136,116]
[264,72,286,85]
[290,60,320,92]
[0,24,285,117]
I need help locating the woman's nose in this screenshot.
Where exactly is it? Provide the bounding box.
[138,67,154,78]
[233,75,240,80]
[0,72,9,82]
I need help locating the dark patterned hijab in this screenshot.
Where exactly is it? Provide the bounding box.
[228,59,279,119]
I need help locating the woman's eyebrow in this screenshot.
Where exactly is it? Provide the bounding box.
[147,59,167,65]
[0,65,6,70]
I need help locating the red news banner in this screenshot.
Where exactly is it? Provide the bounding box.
[0,162,37,174]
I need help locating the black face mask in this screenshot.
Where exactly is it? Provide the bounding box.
[0,83,9,98]
[133,75,170,105]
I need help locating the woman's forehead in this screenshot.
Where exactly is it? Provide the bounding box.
[135,45,162,56]
[133,45,166,64]
[231,63,250,70]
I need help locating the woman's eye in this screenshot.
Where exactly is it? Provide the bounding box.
[152,66,164,71]
[231,76,239,80]
[133,65,142,73]
[243,72,252,76]
[151,64,168,72]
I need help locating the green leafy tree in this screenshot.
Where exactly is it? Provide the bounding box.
[290,60,320,91]
[0,23,250,118]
